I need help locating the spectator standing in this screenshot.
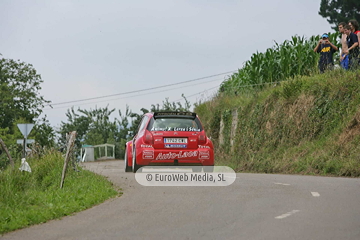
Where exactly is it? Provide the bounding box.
[349,19,360,41]
[349,19,360,67]
[314,33,338,73]
[338,22,349,69]
[343,24,359,69]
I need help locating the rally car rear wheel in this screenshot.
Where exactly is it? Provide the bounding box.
[124,147,131,172]
[132,148,141,173]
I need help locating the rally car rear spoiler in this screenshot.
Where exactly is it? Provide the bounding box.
[153,112,197,119]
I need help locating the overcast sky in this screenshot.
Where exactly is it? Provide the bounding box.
[1,0,333,129]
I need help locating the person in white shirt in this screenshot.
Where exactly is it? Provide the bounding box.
[338,22,349,69]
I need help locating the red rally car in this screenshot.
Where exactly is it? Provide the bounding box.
[124,112,214,173]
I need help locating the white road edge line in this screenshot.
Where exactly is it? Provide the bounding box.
[275,210,300,219]
[274,182,290,186]
[311,192,320,197]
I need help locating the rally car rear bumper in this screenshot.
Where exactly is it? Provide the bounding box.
[135,148,214,166]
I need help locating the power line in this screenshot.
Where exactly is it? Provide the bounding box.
[47,70,236,107]
[45,77,300,111]
[174,85,220,102]
[44,78,224,110]
[175,78,304,102]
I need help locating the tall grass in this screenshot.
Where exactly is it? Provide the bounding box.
[220,33,339,94]
[0,149,118,234]
[197,69,360,176]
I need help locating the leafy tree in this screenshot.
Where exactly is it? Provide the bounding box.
[59,106,120,158]
[128,108,149,138]
[80,106,117,145]
[150,94,191,112]
[116,105,132,139]
[0,126,22,169]
[114,105,133,158]
[0,55,54,167]
[58,107,92,152]
[32,116,56,148]
[57,96,192,160]
[319,0,360,30]
[85,131,104,146]
[0,56,50,131]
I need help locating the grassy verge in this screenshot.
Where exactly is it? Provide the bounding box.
[0,150,119,235]
[196,69,360,176]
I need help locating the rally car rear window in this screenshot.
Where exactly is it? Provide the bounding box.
[147,117,203,132]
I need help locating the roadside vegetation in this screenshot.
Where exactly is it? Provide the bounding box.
[194,27,360,177]
[0,149,119,235]
[196,69,360,177]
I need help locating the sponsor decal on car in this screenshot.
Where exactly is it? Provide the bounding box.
[143,150,154,159]
[153,132,163,135]
[173,127,201,132]
[165,144,187,148]
[199,151,210,159]
[141,144,153,148]
[156,151,198,160]
[198,145,211,149]
[151,127,201,132]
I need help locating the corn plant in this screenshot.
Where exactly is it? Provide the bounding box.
[220,32,340,95]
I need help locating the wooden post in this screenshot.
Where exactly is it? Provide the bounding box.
[23,138,26,158]
[0,138,14,169]
[60,131,77,189]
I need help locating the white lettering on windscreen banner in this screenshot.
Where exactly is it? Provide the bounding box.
[151,127,201,132]
[156,151,198,160]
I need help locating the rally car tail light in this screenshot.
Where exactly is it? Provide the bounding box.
[198,134,206,145]
[144,130,154,144]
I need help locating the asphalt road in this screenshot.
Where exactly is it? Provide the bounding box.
[2,160,360,240]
